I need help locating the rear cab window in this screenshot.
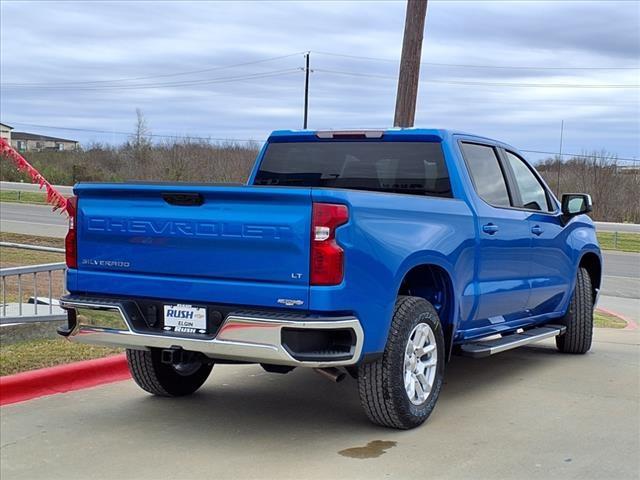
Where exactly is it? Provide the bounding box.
[254,141,452,198]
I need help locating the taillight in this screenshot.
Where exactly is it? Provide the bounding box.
[310,203,348,286]
[65,196,78,269]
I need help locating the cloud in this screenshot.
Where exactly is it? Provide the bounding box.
[1,0,638,161]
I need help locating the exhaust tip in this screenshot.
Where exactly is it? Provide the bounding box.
[314,367,346,383]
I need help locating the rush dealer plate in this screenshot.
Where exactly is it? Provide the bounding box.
[163,304,207,334]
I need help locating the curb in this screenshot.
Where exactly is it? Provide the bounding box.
[596,307,638,331]
[0,354,131,406]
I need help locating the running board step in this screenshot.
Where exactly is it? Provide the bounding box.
[460,325,566,358]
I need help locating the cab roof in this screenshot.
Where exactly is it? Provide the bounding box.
[267,128,517,151]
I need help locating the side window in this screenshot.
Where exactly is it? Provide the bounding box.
[460,142,511,207]
[504,151,552,212]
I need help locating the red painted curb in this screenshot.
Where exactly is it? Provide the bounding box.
[0,354,131,406]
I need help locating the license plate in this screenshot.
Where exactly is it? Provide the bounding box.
[163,304,207,334]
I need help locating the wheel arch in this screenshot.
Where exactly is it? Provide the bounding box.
[578,251,602,304]
[397,262,457,360]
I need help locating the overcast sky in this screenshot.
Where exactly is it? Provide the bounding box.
[1,0,639,163]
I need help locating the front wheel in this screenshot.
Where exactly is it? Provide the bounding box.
[357,296,445,429]
[126,348,213,396]
[556,267,594,354]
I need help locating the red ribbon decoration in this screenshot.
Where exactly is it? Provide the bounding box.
[0,137,68,215]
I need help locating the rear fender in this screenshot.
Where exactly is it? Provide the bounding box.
[393,253,461,359]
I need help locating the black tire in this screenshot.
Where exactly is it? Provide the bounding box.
[556,267,594,354]
[126,348,213,397]
[357,296,445,429]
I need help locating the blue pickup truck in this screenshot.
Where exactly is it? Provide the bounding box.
[59,129,601,429]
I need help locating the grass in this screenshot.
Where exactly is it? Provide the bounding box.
[0,231,120,376]
[594,310,627,329]
[596,232,640,253]
[0,235,65,304]
[0,189,49,205]
[0,338,122,376]
[1,246,64,267]
[0,231,64,248]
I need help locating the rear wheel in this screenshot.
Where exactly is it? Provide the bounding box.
[126,348,213,396]
[556,267,594,354]
[357,296,445,429]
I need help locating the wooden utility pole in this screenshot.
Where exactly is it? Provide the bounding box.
[394,0,428,128]
[303,52,310,129]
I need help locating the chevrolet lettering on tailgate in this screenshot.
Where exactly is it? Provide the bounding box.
[86,217,293,240]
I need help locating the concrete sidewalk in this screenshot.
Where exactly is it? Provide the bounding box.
[1,328,638,480]
[598,295,640,323]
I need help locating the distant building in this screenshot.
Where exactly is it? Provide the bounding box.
[0,122,13,142]
[10,131,79,152]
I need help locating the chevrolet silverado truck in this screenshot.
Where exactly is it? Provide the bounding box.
[58,129,601,429]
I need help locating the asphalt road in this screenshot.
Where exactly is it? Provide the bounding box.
[1,202,639,237]
[0,201,638,298]
[1,197,639,234]
[594,221,640,233]
[0,185,638,233]
[1,328,638,480]
[0,202,68,238]
[0,181,73,196]
[598,295,639,322]
[600,251,640,299]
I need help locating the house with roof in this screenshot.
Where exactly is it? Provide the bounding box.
[0,122,13,142]
[10,131,79,152]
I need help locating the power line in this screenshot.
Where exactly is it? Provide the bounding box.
[2,69,303,91]
[3,49,636,89]
[2,52,307,87]
[8,122,638,162]
[520,149,640,163]
[4,52,636,92]
[8,122,259,143]
[313,68,640,89]
[12,66,633,91]
[314,50,640,71]
[315,67,640,88]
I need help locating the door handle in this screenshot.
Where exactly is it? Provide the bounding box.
[531,225,544,236]
[482,223,499,235]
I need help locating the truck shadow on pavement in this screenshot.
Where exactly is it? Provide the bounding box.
[84,342,567,437]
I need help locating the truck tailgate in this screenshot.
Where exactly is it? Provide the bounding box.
[73,184,311,309]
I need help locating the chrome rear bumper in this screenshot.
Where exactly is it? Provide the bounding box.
[59,297,364,368]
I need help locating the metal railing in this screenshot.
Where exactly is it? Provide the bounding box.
[0,243,67,325]
[0,241,65,254]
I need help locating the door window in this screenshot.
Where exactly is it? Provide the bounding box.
[460,142,511,207]
[504,151,552,212]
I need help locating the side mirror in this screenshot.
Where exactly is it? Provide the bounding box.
[561,193,592,217]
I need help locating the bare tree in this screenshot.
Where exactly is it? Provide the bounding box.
[131,108,151,150]
[1,138,258,186]
[3,144,635,222]
[126,108,152,177]
[538,150,639,223]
